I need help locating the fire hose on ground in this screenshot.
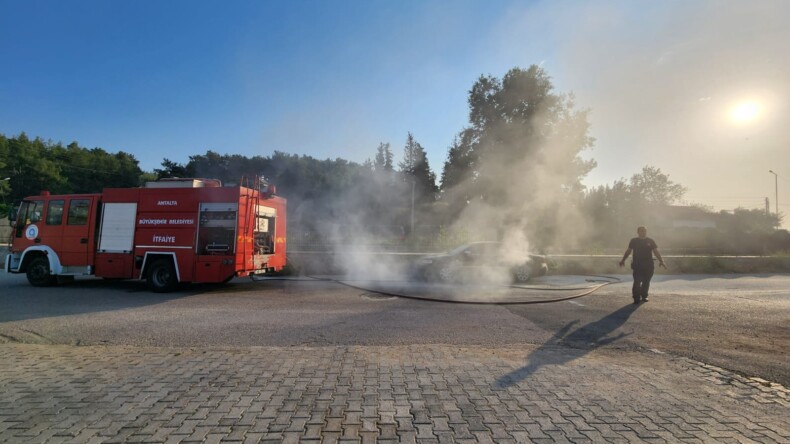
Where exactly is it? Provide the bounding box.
[250,273,622,305]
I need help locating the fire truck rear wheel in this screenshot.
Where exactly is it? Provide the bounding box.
[27,256,57,287]
[147,259,178,293]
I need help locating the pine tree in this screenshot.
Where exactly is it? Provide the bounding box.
[373,142,393,172]
[399,133,438,204]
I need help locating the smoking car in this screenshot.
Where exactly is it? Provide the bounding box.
[413,241,548,283]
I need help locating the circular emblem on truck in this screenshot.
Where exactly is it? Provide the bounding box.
[25,224,39,240]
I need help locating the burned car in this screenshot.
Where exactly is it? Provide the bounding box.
[414,241,548,283]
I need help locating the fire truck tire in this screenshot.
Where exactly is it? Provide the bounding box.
[26,256,57,287]
[147,259,178,293]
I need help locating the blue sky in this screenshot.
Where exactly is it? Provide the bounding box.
[2,1,788,218]
[1,1,524,173]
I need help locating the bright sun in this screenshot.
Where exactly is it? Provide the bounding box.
[730,101,761,123]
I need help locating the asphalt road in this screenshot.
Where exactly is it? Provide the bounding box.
[1,271,788,386]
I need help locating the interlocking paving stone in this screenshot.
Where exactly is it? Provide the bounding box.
[0,344,788,443]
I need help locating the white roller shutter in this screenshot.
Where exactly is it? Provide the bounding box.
[98,203,137,253]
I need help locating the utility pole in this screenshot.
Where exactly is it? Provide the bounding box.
[410,179,415,235]
[769,170,778,215]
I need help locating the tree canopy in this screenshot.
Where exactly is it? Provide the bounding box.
[439,65,596,249]
[442,66,595,204]
[628,165,687,205]
[0,133,144,216]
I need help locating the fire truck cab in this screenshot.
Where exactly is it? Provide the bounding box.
[5,178,286,292]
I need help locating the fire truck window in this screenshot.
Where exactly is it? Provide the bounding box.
[67,199,91,225]
[46,200,64,225]
[14,201,42,237]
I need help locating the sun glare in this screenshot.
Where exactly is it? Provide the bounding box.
[730,101,760,123]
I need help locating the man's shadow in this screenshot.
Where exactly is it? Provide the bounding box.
[495,304,640,388]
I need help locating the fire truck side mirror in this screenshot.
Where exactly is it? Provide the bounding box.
[7,208,17,226]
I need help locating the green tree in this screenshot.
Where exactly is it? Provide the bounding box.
[580,179,635,247]
[373,142,394,172]
[3,133,65,201]
[186,150,229,181]
[445,66,595,205]
[440,131,476,215]
[139,172,158,184]
[154,158,192,179]
[440,132,475,191]
[628,166,687,205]
[0,133,146,211]
[50,142,144,193]
[399,132,438,204]
[439,66,596,249]
[580,167,695,249]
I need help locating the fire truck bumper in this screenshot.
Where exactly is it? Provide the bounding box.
[5,253,21,273]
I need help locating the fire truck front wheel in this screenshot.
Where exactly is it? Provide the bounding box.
[147,259,178,293]
[26,256,57,287]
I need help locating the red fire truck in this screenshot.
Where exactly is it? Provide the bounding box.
[4,178,286,292]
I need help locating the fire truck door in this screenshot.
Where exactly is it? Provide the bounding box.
[40,199,66,253]
[60,197,96,266]
[12,199,45,252]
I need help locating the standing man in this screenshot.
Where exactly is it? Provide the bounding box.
[619,226,666,304]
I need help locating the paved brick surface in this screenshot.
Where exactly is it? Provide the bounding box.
[0,344,788,443]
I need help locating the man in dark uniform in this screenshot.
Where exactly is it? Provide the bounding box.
[619,226,666,304]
